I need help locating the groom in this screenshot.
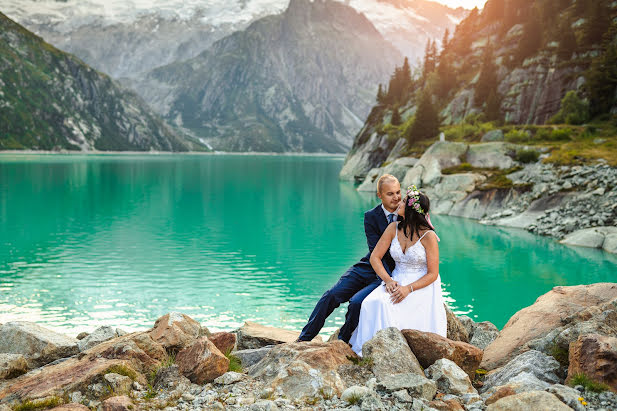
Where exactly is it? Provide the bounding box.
[297,174,401,343]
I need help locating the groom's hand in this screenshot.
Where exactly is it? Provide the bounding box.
[385,280,399,294]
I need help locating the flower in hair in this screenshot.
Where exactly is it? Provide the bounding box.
[406,185,426,215]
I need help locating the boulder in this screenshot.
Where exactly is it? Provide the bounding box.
[546,384,586,411]
[77,326,119,352]
[0,358,137,404]
[362,327,425,379]
[481,130,504,142]
[604,233,617,254]
[236,322,313,350]
[425,173,486,214]
[0,322,79,368]
[0,353,28,379]
[481,350,561,394]
[50,405,90,411]
[566,334,617,392]
[426,359,476,396]
[85,331,167,374]
[482,372,554,399]
[376,372,437,401]
[357,167,384,192]
[485,386,517,405]
[103,373,132,395]
[470,322,500,350]
[209,332,236,355]
[152,364,191,390]
[486,390,571,410]
[481,283,617,370]
[445,306,470,343]
[176,337,229,384]
[149,312,207,352]
[402,141,467,189]
[248,340,355,399]
[234,346,275,368]
[429,398,465,410]
[402,329,483,379]
[101,395,133,411]
[213,371,246,385]
[466,143,515,170]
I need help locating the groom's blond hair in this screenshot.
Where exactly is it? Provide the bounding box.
[377,174,399,194]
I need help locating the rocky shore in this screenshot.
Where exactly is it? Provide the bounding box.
[342,139,617,255]
[1,283,617,411]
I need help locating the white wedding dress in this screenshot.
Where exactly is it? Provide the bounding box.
[349,229,447,355]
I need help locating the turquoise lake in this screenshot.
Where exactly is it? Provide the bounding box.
[1,154,616,337]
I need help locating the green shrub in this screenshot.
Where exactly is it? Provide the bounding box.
[505,129,531,143]
[550,91,590,125]
[104,364,138,381]
[225,349,243,373]
[549,128,573,141]
[442,163,475,174]
[14,397,62,411]
[569,373,610,392]
[515,149,540,163]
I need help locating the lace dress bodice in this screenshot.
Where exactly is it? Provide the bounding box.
[389,230,436,282]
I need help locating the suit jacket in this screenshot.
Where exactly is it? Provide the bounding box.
[355,204,395,277]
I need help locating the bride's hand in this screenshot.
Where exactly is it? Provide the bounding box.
[384,280,399,294]
[390,285,411,304]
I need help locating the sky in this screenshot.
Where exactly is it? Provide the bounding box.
[433,0,487,9]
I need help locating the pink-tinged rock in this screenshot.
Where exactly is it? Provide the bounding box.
[101,395,133,411]
[236,322,321,350]
[482,283,617,370]
[209,332,236,355]
[149,312,208,351]
[486,390,571,410]
[567,333,617,392]
[176,337,229,384]
[402,329,483,379]
[50,404,90,411]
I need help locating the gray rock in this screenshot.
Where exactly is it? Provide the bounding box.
[0,322,79,368]
[234,346,275,368]
[547,384,586,411]
[481,130,504,142]
[481,350,561,393]
[426,358,476,396]
[213,371,246,385]
[357,167,384,192]
[78,326,118,351]
[0,353,28,379]
[458,315,476,339]
[360,393,385,410]
[392,389,413,403]
[560,227,608,249]
[362,327,424,379]
[377,372,437,401]
[250,400,278,411]
[466,142,515,170]
[486,390,571,410]
[103,372,133,395]
[470,322,500,350]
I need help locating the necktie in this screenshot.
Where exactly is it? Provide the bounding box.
[387,213,395,223]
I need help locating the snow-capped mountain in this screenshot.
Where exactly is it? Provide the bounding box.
[1,0,467,78]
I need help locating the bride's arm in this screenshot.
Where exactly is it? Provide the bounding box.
[370,223,399,293]
[391,231,439,304]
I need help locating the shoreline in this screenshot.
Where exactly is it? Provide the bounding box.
[0,150,347,157]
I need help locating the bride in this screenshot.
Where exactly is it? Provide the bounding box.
[349,185,447,355]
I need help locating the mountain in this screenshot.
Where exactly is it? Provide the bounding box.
[2,0,467,79]
[132,0,402,153]
[340,0,617,180]
[0,12,192,151]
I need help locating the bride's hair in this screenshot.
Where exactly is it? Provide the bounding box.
[398,192,431,239]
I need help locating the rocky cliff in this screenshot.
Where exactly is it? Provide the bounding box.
[0,13,194,151]
[133,0,402,153]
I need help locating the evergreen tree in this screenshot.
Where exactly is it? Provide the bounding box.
[405,90,440,143]
[476,43,498,106]
[550,91,590,124]
[391,106,402,126]
[442,28,450,51]
[484,0,505,21]
[436,52,456,99]
[515,12,543,64]
[585,41,617,117]
[423,39,436,75]
[583,1,611,46]
[376,84,385,104]
[485,91,503,122]
[557,19,577,61]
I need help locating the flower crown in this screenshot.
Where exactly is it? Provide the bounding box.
[406,185,426,215]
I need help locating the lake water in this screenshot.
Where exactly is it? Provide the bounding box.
[1,153,616,337]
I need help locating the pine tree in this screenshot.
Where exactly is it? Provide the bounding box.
[406,90,440,143]
[585,41,617,117]
[391,106,402,126]
[442,28,450,51]
[515,12,543,64]
[484,0,505,21]
[476,43,498,107]
[485,91,503,122]
[557,19,577,61]
[583,1,611,46]
[436,52,456,99]
[376,84,385,104]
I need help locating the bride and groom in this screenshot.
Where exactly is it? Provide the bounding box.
[297,174,446,355]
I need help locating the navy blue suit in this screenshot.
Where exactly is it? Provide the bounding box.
[298,204,396,342]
